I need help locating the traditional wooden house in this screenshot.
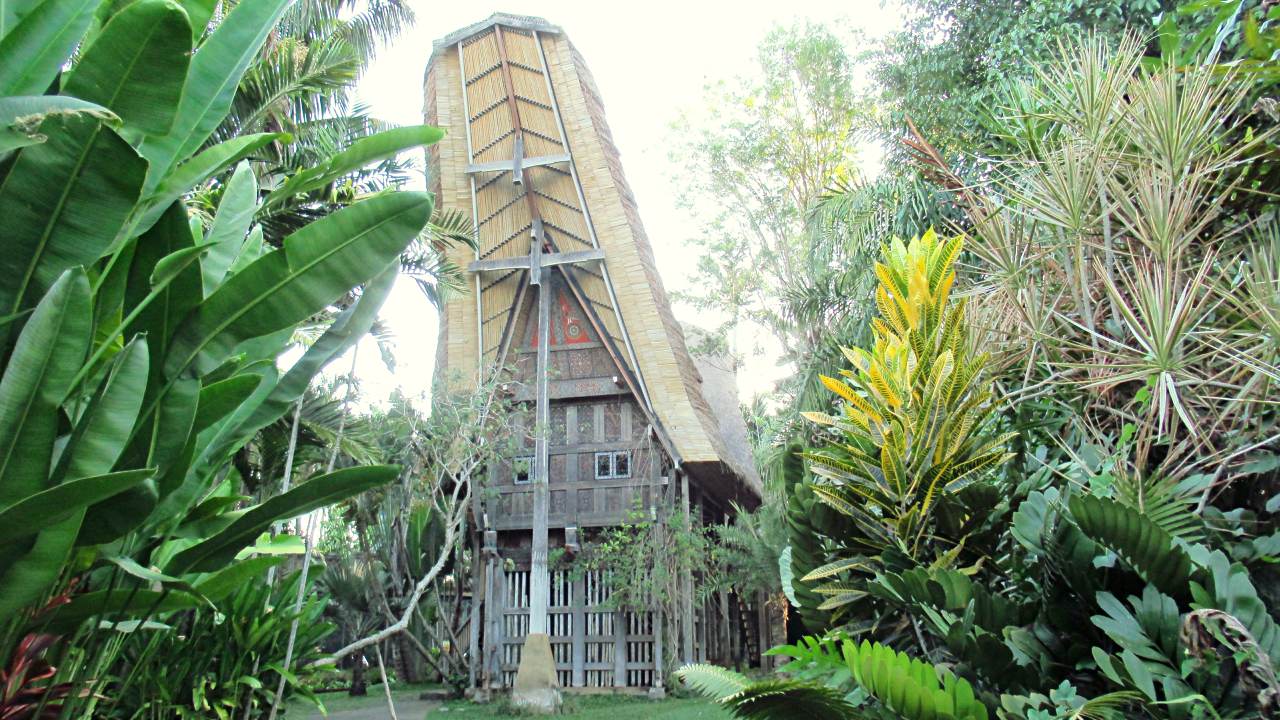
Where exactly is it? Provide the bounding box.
[423,13,764,695]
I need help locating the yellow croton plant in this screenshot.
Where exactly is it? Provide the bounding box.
[800,229,1013,610]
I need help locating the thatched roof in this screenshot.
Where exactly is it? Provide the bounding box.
[425,14,761,506]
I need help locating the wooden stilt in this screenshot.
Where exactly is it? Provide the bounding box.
[571,574,585,687]
[680,473,694,666]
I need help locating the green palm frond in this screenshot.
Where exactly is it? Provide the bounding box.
[676,663,751,701]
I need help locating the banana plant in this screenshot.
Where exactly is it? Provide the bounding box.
[0,0,446,677]
[798,230,1014,614]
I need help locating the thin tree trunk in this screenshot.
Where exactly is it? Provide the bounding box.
[376,643,400,720]
[268,351,358,720]
[246,398,303,720]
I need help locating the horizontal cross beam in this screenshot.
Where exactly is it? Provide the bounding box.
[468,248,604,274]
[466,153,571,175]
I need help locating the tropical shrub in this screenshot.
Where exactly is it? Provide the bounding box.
[107,567,334,718]
[0,0,445,713]
[687,22,1280,720]
[795,229,1013,614]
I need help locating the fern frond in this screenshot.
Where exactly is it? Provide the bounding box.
[676,663,750,702]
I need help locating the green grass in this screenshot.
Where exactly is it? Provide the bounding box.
[286,687,728,719]
[431,694,730,719]
[284,683,441,719]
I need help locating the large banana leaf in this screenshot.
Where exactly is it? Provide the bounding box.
[136,132,286,234]
[157,365,277,524]
[165,465,400,573]
[0,115,146,319]
[246,262,398,431]
[72,339,155,545]
[139,0,290,185]
[163,191,433,379]
[62,0,190,136]
[0,0,97,95]
[126,202,203,382]
[200,160,258,295]
[0,95,115,157]
[0,469,155,546]
[0,268,90,506]
[193,374,262,435]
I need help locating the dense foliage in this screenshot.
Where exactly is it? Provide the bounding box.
[682,2,1280,719]
[0,0,447,716]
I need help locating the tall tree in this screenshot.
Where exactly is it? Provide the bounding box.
[670,22,869,363]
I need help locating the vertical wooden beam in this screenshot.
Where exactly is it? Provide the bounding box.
[680,472,694,666]
[612,605,626,687]
[571,574,585,687]
[650,456,664,692]
[468,532,483,689]
[529,269,551,636]
[717,590,730,666]
[488,557,505,687]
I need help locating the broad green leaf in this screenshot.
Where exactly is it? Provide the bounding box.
[0,515,84,620]
[72,339,155,545]
[164,192,433,379]
[0,0,42,39]
[228,225,265,275]
[126,202,202,381]
[165,465,399,573]
[201,161,258,295]
[0,0,97,96]
[0,268,90,507]
[176,0,216,41]
[0,469,153,545]
[62,0,191,137]
[0,95,116,157]
[151,244,209,288]
[32,587,203,634]
[193,374,262,434]
[780,546,799,607]
[140,0,291,185]
[264,125,446,208]
[0,115,146,319]
[192,556,287,600]
[159,364,275,524]
[136,132,286,234]
[234,533,306,559]
[60,337,149,481]
[246,261,397,429]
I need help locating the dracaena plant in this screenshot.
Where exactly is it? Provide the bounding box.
[799,229,1013,612]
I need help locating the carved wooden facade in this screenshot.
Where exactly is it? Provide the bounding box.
[424,13,764,692]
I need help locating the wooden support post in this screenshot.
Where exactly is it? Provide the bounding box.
[650,457,664,693]
[529,235,551,637]
[680,473,694,666]
[697,598,708,663]
[571,575,585,687]
[717,590,730,666]
[468,532,482,689]
[613,606,626,687]
[489,556,506,687]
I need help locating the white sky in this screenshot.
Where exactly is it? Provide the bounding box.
[334,0,903,409]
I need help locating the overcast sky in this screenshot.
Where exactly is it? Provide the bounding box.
[332,0,903,409]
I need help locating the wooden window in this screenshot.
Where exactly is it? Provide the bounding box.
[593,450,631,479]
[514,455,533,484]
